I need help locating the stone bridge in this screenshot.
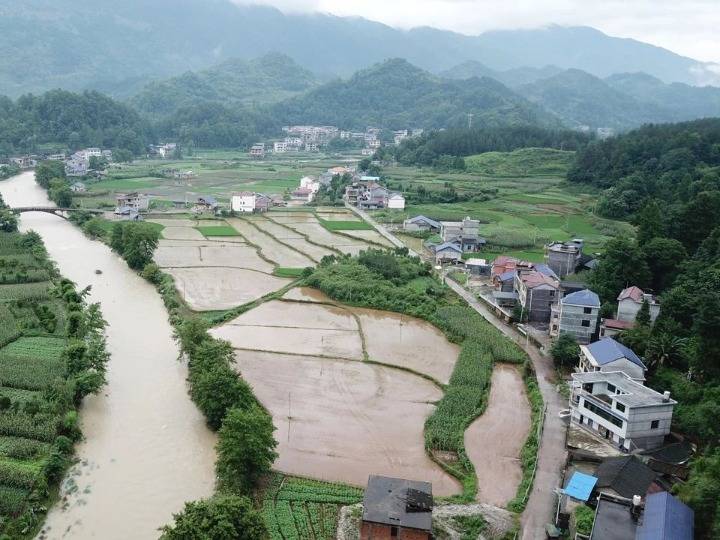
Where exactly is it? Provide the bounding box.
[10,207,106,219]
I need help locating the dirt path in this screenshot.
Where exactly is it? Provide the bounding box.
[465,364,531,506]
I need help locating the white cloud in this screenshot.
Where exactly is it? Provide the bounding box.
[232,0,720,62]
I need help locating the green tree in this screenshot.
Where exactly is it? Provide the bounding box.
[189,364,255,430]
[636,299,651,327]
[119,222,160,270]
[174,317,210,359]
[215,406,277,493]
[159,495,266,540]
[89,155,108,170]
[35,160,66,189]
[589,237,651,302]
[112,148,134,163]
[551,334,580,369]
[676,450,720,539]
[634,200,664,245]
[49,178,73,207]
[0,208,18,232]
[641,237,687,292]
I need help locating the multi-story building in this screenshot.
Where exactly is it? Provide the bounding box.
[231,192,258,213]
[550,289,601,343]
[577,337,647,381]
[249,143,265,159]
[570,370,676,451]
[273,141,287,153]
[545,239,584,277]
[115,192,149,211]
[617,286,661,323]
[439,217,485,252]
[514,270,560,322]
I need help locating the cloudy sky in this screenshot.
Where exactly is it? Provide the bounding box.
[233,0,720,63]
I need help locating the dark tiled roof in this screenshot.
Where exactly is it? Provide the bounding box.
[596,456,656,499]
[362,476,433,532]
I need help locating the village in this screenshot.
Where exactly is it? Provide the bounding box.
[0,143,695,540]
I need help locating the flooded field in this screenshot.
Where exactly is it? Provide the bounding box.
[290,222,372,255]
[282,286,332,303]
[155,242,273,272]
[353,308,459,384]
[464,364,531,506]
[231,349,461,496]
[160,226,206,241]
[166,268,292,311]
[255,217,335,260]
[339,229,394,247]
[227,218,315,267]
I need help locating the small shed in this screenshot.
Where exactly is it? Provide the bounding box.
[563,471,598,502]
[465,258,491,276]
[361,476,433,540]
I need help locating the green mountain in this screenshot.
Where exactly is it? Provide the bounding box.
[130,53,319,116]
[517,69,666,130]
[440,61,564,88]
[272,59,561,130]
[605,72,720,121]
[0,0,718,97]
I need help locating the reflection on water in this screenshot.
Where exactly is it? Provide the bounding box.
[0,173,216,540]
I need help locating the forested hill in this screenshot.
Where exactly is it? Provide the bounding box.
[391,126,590,167]
[271,59,561,130]
[129,53,319,117]
[0,90,149,156]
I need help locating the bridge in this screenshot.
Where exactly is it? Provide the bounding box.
[10,207,107,218]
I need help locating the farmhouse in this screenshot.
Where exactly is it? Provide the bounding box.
[599,318,635,338]
[549,289,601,344]
[231,192,269,213]
[545,239,584,277]
[617,286,660,323]
[439,217,485,252]
[387,193,405,210]
[115,192,149,212]
[491,255,532,278]
[153,143,176,159]
[514,269,560,322]
[291,186,315,203]
[432,242,462,264]
[249,143,265,159]
[194,196,219,214]
[273,141,287,153]
[403,215,440,233]
[578,337,647,381]
[70,182,86,193]
[465,258,491,276]
[361,476,433,540]
[569,370,676,451]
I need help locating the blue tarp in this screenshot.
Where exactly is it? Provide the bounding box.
[635,491,694,540]
[564,472,598,501]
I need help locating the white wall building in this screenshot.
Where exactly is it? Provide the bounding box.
[570,371,675,451]
[387,193,405,210]
[617,286,661,323]
[273,141,287,153]
[231,192,257,213]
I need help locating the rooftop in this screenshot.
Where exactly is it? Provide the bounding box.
[636,491,694,540]
[596,456,657,499]
[534,263,559,280]
[406,215,440,229]
[618,286,645,303]
[465,258,488,266]
[434,242,463,254]
[562,289,601,307]
[602,319,636,330]
[584,337,646,370]
[572,371,675,408]
[362,476,433,532]
[590,495,639,540]
[564,471,598,501]
[518,270,559,289]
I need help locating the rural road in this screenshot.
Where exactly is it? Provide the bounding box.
[359,210,566,539]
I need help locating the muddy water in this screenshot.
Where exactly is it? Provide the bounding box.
[0,173,216,539]
[464,364,531,506]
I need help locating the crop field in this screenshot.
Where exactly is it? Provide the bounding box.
[195,224,240,237]
[263,474,363,540]
[318,219,373,231]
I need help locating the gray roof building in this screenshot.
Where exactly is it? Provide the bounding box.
[362,476,433,533]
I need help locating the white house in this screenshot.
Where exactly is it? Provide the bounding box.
[273,141,287,153]
[70,182,86,193]
[116,192,150,212]
[387,193,405,210]
[299,176,320,193]
[570,370,676,451]
[617,286,661,323]
[578,337,647,382]
[231,192,257,213]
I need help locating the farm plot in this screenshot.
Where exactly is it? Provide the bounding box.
[281,287,332,303]
[211,300,363,359]
[352,308,459,385]
[288,222,373,256]
[227,219,315,268]
[254,217,335,261]
[154,243,274,273]
[336,229,393,247]
[0,337,66,390]
[0,282,51,302]
[231,349,461,496]
[165,268,292,311]
[160,226,206,241]
[464,364,531,506]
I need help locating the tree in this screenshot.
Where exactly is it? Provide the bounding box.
[676,450,720,539]
[113,222,160,270]
[641,237,687,292]
[113,148,134,163]
[89,155,108,171]
[35,160,66,189]
[0,209,18,232]
[636,298,651,327]
[215,406,277,493]
[634,200,664,245]
[159,495,266,540]
[49,178,73,207]
[588,237,651,302]
[189,363,255,430]
[551,334,580,369]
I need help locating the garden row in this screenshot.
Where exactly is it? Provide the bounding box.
[0,231,109,539]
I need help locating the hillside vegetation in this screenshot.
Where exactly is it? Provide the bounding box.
[465,148,575,176]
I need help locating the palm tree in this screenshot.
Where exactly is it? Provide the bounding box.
[645,333,688,371]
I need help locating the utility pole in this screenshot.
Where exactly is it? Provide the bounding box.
[467,113,474,130]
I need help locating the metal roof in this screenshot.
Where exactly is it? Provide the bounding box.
[563,471,597,501]
[407,215,440,229]
[534,263,559,280]
[433,242,462,253]
[635,491,694,540]
[562,289,601,307]
[586,337,646,370]
[362,476,433,532]
[596,456,656,499]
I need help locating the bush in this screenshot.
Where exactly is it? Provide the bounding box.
[574,505,595,536]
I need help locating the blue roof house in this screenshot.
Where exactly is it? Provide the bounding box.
[635,491,694,540]
[579,337,647,382]
[550,288,601,344]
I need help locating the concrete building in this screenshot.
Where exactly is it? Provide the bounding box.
[249,143,265,159]
[433,242,463,264]
[387,193,406,210]
[550,289,601,344]
[570,371,676,451]
[515,270,560,322]
[439,217,484,253]
[545,239,584,277]
[273,141,287,153]
[617,286,661,323]
[578,337,647,382]
[231,192,258,213]
[115,192,149,212]
[361,476,433,540]
[70,182,86,193]
[465,258,491,276]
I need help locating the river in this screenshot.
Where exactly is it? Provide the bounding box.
[0,172,216,539]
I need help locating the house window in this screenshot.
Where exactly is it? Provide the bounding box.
[581,320,591,327]
[391,527,399,537]
[583,400,624,428]
[607,383,616,393]
[651,420,660,429]
[615,402,625,413]
[583,307,592,314]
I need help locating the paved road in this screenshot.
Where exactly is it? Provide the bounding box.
[345,204,419,255]
[356,211,565,539]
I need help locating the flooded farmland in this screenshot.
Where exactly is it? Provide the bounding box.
[0,173,216,540]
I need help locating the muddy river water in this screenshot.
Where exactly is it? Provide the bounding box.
[0,173,216,539]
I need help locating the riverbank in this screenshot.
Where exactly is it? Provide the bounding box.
[0,172,216,540]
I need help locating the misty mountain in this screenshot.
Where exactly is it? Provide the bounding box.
[0,0,718,98]
[270,59,561,130]
[440,61,564,88]
[129,53,318,116]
